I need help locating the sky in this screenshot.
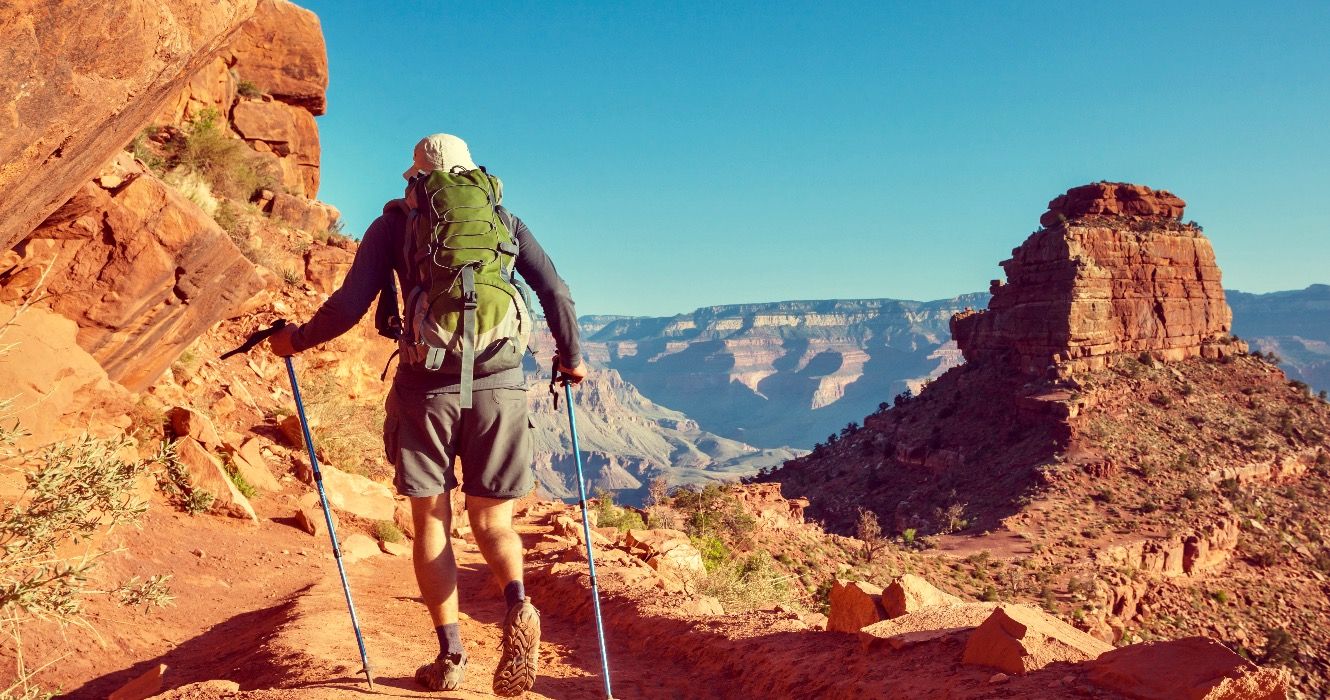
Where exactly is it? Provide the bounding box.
[300,1,1329,318]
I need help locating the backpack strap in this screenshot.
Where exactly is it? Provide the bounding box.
[456,265,479,408]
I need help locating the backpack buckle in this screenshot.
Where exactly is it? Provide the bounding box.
[462,289,478,309]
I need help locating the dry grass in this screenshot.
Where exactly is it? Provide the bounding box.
[293,368,389,481]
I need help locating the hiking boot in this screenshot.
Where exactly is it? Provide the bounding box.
[493,597,541,697]
[416,652,467,691]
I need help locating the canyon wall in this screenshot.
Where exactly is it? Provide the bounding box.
[952,182,1241,377]
[0,0,259,252]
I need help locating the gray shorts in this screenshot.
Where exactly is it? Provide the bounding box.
[383,384,535,499]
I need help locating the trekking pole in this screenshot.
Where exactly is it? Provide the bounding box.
[550,358,615,700]
[222,322,375,691]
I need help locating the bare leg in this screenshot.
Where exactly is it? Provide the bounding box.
[466,495,524,592]
[410,494,458,626]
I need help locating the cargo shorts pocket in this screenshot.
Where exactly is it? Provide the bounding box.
[383,390,400,466]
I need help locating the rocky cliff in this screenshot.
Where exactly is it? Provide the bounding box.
[760,183,1330,695]
[0,0,259,253]
[1230,284,1330,393]
[951,182,1240,377]
[584,296,984,448]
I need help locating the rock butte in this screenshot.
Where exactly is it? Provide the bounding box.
[952,181,1243,377]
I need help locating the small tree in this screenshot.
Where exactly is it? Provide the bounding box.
[855,507,885,562]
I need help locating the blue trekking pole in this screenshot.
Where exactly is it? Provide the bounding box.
[222,321,374,691]
[550,358,615,700]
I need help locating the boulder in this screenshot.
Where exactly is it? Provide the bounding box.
[340,533,380,565]
[293,492,337,537]
[153,56,237,127]
[827,580,886,633]
[1087,637,1288,700]
[108,663,167,700]
[859,602,997,651]
[5,158,264,391]
[279,414,313,448]
[882,574,963,618]
[645,542,706,576]
[0,0,259,253]
[147,680,241,699]
[173,437,257,521]
[226,0,329,116]
[962,604,1112,675]
[303,241,354,294]
[231,102,320,197]
[169,406,222,449]
[317,463,395,521]
[0,303,132,446]
[227,437,280,492]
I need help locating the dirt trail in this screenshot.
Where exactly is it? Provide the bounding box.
[60,514,704,699]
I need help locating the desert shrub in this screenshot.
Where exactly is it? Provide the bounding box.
[127,127,167,175]
[172,108,279,200]
[293,368,388,480]
[591,490,646,533]
[221,455,257,499]
[237,79,263,98]
[162,169,219,217]
[934,502,969,534]
[669,483,756,544]
[690,533,730,572]
[0,433,173,697]
[373,520,404,544]
[697,550,795,612]
[1262,627,1298,666]
[149,441,212,515]
[855,507,885,562]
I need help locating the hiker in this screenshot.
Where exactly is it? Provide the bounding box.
[267,133,586,695]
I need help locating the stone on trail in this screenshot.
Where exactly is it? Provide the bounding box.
[882,573,963,618]
[340,533,380,565]
[169,406,222,449]
[380,539,410,557]
[293,492,337,536]
[173,437,257,522]
[108,663,166,700]
[859,602,997,651]
[1086,636,1289,700]
[827,580,887,633]
[645,543,705,576]
[315,463,395,521]
[225,437,281,492]
[962,604,1112,675]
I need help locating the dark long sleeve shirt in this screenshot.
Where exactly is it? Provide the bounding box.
[291,202,581,390]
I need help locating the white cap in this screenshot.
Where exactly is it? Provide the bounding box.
[403,133,477,180]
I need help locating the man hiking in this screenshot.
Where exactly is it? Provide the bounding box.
[268,133,586,695]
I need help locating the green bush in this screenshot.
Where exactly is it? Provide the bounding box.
[697,550,795,612]
[222,456,257,499]
[669,483,756,542]
[373,520,405,544]
[592,491,646,532]
[237,79,263,98]
[690,533,731,572]
[172,108,279,200]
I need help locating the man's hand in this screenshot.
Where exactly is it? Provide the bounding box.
[267,324,299,357]
[554,355,587,384]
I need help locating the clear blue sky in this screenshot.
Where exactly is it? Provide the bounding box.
[301,1,1329,317]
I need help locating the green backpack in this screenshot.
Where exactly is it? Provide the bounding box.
[399,166,531,407]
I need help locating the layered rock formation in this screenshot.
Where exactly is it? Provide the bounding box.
[1,154,264,391]
[584,296,984,448]
[0,0,259,252]
[952,182,1240,376]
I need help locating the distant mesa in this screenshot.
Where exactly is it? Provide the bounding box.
[951,181,1243,377]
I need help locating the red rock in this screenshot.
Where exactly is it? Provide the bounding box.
[1087,637,1288,700]
[227,0,329,116]
[232,102,321,197]
[227,437,280,492]
[961,604,1111,674]
[169,406,222,449]
[827,580,886,633]
[882,574,963,618]
[303,241,355,294]
[154,57,237,127]
[952,182,1242,377]
[0,303,132,446]
[859,602,996,651]
[5,157,264,391]
[317,463,395,521]
[1040,182,1186,228]
[0,0,259,253]
[108,663,167,700]
[625,528,691,555]
[340,533,380,565]
[294,492,336,537]
[728,482,809,528]
[174,437,257,521]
